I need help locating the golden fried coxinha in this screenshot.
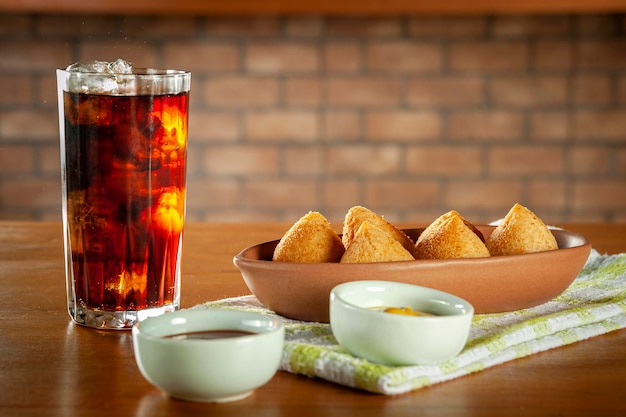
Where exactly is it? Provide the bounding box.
[272,204,558,264]
[340,221,415,263]
[486,203,558,256]
[342,205,416,257]
[415,210,491,260]
[272,211,344,263]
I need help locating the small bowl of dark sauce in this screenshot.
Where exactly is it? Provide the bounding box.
[132,309,284,402]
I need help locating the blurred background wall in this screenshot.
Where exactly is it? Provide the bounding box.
[0,13,625,224]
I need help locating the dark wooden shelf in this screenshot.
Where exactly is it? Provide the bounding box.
[1,0,625,16]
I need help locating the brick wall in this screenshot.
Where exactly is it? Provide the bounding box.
[1,13,625,224]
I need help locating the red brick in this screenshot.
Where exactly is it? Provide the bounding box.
[576,40,626,70]
[323,111,361,141]
[0,76,32,106]
[39,145,61,175]
[407,76,485,107]
[365,180,440,209]
[188,78,205,108]
[407,17,486,39]
[283,208,338,226]
[37,15,120,37]
[327,145,401,175]
[40,210,63,222]
[79,41,158,69]
[327,77,402,107]
[617,75,626,104]
[530,111,568,142]
[201,146,279,176]
[614,212,626,223]
[366,41,442,73]
[162,41,239,73]
[618,149,626,175]
[190,111,240,142]
[37,75,57,109]
[0,209,36,221]
[197,209,280,223]
[445,180,524,210]
[324,42,361,73]
[490,76,567,107]
[204,76,279,107]
[284,17,323,37]
[573,181,626,209]
[0,145,34,174]
[573,110,626,141]
[326,17,402,37]
[0,178,60,208]
[576,15,620,36]
[0,40,71,72]
[492,16,571,38]
[567,147,610,175]
[245,111,319,142]
[284,77,322,107]
[321,179,362,208]
[568,211,609,223]
[203,17,280,37]
[119,16,198,37]
[246,42,319,74]
[365,111,441,141]
[403,208,455,225]
[186,178,240,209]
[449,42,527,73]
[405,146,483,176]
[244,179,318,208]
[572,74,612,105]
[488,147,564,175]
[3,12,626,225]
[0,110,57,141]
[284,147,322,176]
[533,41,572,71]
[448,110,524,141]
[528,180,567,210]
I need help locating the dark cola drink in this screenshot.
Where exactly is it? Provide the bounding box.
[57,62,190,329]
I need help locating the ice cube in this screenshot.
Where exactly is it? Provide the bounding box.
[66,60,110,73]
[66,59,133,75]
[107,59,133,75]
[65,59,134,95]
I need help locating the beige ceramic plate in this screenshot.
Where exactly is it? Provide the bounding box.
[233,226,591,323]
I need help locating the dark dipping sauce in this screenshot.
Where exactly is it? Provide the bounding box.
[163,329,255,341]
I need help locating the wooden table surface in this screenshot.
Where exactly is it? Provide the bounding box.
[1,221,625,417]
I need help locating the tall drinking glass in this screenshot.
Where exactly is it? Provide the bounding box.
[57,61,190,329]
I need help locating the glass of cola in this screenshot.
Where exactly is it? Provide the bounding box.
[57,60,190,329]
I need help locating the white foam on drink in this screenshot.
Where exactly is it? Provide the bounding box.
[66,59,135,95]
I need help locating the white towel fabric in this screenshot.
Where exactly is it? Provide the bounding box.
[196,249,626,395]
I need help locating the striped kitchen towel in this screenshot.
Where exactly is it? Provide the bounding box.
[196,249,626,395]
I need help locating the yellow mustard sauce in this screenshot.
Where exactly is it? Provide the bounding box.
[370,306,434,316]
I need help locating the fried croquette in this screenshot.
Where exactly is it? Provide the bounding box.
[272,211,345,263]
[486,203,558,256]
[415,210,491,259]
[340,221,415,263]
[342,206,415,257]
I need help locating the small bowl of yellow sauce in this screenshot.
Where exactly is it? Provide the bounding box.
[330,280,473,366]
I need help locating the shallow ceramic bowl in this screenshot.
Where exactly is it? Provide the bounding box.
[233,226,590,323]
[132,309,284,403]
[330,280,474,366]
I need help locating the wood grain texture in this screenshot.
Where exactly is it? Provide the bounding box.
[1,221,625,416]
